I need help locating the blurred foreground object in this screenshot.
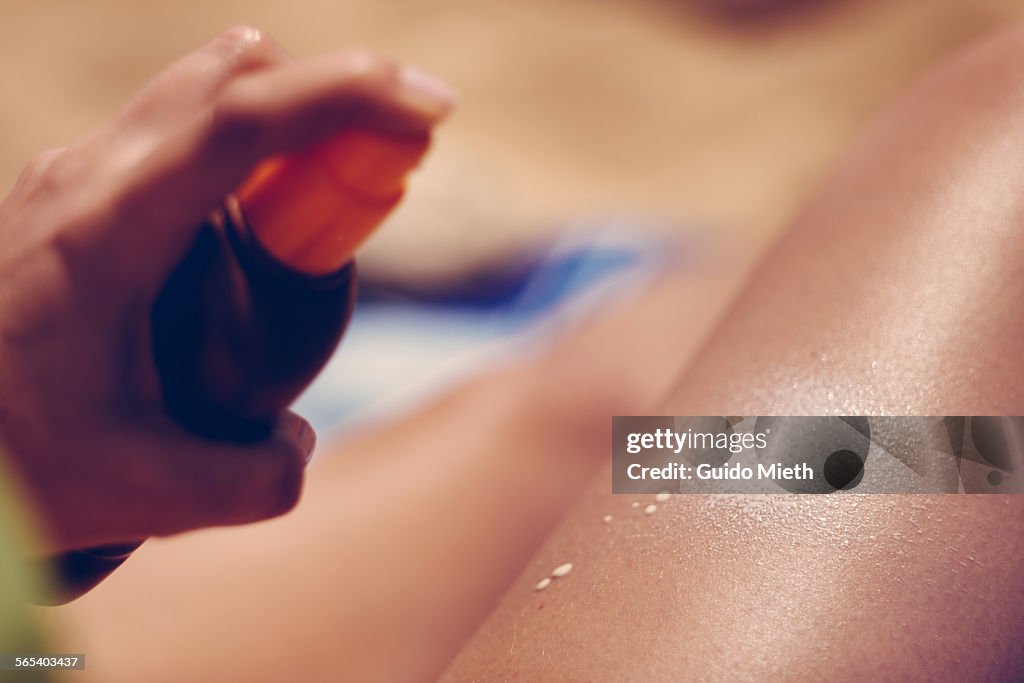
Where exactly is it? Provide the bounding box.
[297,218,701,433]
[0,465,50,680]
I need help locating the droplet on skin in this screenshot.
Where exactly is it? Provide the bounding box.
[602,515,613,524]
[535,577,552,591]
[655,492,670,503]
[552,563,573,578]
[631,502,640,509]
[644,504,657,515]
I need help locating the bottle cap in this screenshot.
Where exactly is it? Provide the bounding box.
[236,130,430,275]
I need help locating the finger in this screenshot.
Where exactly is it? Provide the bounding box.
[13,27,289,252]
[104,413,312,540]
[110,26,289,135]
[96,50,455,290]
[278,409,317,459]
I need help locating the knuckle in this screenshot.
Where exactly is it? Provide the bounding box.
[15,147,69,195]
[339,48,399,89]
[26,147,64,174]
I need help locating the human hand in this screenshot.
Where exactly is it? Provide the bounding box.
[0,26,454,552]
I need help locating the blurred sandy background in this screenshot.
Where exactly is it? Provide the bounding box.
[1,0,1022,277]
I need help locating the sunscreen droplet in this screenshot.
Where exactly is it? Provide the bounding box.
[631,502,640,509]
[535,577,552,591]
[644,504,657,515]
[655,492,670,503]
[603,515,613,524]
[552,563,573,578]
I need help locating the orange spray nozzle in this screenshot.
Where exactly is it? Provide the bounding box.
[236,129,431,275]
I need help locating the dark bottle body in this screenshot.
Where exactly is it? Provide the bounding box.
[152,203,357,441]
[43,203,357,604]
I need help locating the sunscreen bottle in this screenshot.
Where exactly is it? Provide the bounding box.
[46,128,431,603]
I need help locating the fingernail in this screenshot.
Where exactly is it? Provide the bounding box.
[297,422,317,463]
[398,66,457,117]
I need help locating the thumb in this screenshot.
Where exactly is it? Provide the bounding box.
[107,412,314,540]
